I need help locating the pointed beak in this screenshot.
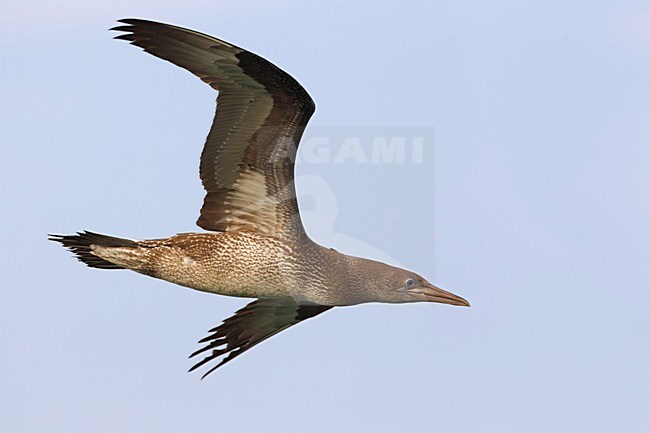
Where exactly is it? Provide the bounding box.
[410,284,470,307]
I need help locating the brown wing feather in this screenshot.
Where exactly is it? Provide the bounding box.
[189,298,332,378]
[111,19,315,236]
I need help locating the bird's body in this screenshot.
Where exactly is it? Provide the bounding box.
[94,231,308,300]
[90,231,337,304]
[50,18,469,378]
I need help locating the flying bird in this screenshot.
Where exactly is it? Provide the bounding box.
[50,19,469,379]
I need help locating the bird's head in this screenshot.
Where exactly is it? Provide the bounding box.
[345,257,470,307]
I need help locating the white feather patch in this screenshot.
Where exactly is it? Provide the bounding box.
[222,169,279,233]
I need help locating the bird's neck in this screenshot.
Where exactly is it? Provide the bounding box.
[311,246,385,306]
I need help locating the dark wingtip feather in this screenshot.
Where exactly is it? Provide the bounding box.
[117,18,149,25]
[110,25,133,33]
[113,34,136,42]
[188,354,215,372]
[201,363,223,380]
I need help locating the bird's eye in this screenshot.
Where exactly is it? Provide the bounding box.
[405,278,416,288]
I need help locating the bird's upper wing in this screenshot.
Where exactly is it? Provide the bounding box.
[112,19,315,236]
[189,298,331,378]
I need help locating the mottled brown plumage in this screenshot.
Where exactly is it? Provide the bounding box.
[50,19,469,378]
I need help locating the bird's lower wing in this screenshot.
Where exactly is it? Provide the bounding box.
[189,298,332,378]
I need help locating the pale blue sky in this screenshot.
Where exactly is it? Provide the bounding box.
[1,1,649,432]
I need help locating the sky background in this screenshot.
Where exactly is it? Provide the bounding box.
[1,1,649,432]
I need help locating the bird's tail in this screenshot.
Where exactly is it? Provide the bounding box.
[49,231,139,269]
